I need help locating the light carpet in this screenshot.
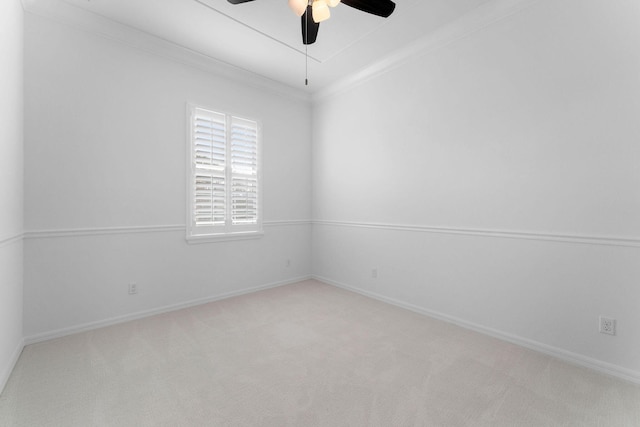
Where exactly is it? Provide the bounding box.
[1,280,639,426]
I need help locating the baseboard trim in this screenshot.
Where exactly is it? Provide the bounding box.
[24,275,312,345]
[313,220,640,249]
[0,338,25,395]
[313,275,640,385]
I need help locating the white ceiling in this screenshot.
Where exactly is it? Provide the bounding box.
[55,0,495,92]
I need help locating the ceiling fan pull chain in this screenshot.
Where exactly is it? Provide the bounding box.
[305,5,309,86]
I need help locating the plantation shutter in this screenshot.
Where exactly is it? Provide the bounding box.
[188,105,261,241]
[193,108,226,227]
[230,117,258,225]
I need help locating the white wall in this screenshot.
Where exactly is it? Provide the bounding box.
[0,0,25,393]
[23,13,312,338]
[312,0,640,379]
[18,0,640,385]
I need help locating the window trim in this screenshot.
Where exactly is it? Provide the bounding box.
[186,103,263,243]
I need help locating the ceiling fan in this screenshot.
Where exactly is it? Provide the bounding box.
[227,0,396,45]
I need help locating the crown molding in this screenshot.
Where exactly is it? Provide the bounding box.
[313,0,541,103]
[22,0,311,104]
[313,220,640,249]
[22,0,542,104]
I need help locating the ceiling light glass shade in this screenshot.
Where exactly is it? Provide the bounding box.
[312,0,330,22]
[327,0,340,7]
[288,0,307,17]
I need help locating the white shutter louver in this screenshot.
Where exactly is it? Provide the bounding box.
[188,105,261,240]
[193,108,226,226]
[231,117,258,225]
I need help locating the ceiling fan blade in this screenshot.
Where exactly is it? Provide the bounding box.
[341,0,395,18]
[227,0,256,4]
[301,6,320,45]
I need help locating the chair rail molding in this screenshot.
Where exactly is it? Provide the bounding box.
[312,220,640,249]
[24,220,312,239]
[0,232,24,248]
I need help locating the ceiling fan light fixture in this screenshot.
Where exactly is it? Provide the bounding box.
[312,0,330,23]
[288,0,307,17]
[227,0,397,46]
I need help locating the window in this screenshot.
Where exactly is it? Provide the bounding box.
[187,105,262,242]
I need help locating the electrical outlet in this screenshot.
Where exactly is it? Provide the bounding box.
[128,282,138,295]
[371,268,378,279]
[599,316,616,336]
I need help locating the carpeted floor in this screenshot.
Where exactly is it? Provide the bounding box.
[1,280,639,426]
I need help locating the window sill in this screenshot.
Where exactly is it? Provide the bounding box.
[186,230,264,244]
